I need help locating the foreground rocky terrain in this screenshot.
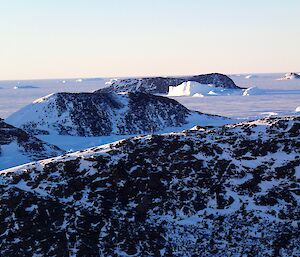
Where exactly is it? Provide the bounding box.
[96,73,241,94]
[6,92,231,136]
[0,119,64,170]
[0,116,299,256]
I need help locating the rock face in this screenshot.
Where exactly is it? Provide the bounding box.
[0,116,299,256]
[0,118,64,170]
[96,73,241,94]
[6,92,231,136]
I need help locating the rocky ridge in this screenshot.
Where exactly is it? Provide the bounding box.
[0,116,299,256]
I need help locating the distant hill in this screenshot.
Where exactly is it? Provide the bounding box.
[6,92,232,136]
[95,73,241,94]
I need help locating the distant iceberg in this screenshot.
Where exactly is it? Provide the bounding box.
[168,81,241,97]
[167,81,266,97]
[245,75,257,79]
[13,85,39,89]
[84,77,103,82]
[278,73,300,80]
[242,86,264,96]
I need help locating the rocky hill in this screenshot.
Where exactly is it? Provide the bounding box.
[0,116,299,256]
[6,92,232,136]
[96,73,241,94]
[0,118,64,170]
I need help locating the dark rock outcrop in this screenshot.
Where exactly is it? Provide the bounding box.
[96,73,241,94]
[0,116,299,256]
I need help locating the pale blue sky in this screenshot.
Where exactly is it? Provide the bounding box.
[0,0,299,80]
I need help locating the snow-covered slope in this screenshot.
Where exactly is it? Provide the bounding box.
[95,73,241,94]
[0,118,64,170]
[278,72,300,80]
[6,92,232,136]
[0,116,299,256]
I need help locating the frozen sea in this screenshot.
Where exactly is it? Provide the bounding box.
[0,73,299,120]
[171,73,300,119]
[0,78,107,119]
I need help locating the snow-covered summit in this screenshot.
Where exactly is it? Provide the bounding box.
[6,92,232,136]
[32,93,55,104]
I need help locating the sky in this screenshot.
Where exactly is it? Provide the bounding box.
[0,0,299,80]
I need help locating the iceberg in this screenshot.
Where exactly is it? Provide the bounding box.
[168,81,240,97]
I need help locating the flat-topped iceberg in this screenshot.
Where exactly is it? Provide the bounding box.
[168,81,265,97]
[242,86,264,96]
[168,81,241,97]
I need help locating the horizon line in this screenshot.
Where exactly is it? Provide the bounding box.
[0,71,296,82]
